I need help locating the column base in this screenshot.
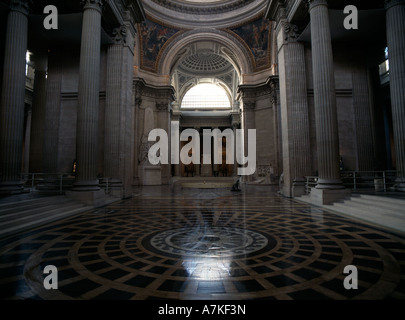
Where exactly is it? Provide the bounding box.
[66,189,105,207]
[394,179,405,192]
[71,180,100,192]
[292,177,306,197]
[0,181,25,195]
[101,178,122,197]
[310,188,351,206]
[140,165,162,186]
[315,178,345,190]
[36,179,60,195]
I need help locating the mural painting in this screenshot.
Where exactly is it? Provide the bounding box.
[229,17,271,70]
[140,18,180,71]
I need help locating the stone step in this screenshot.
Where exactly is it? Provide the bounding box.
[0,199,76,223]
[338,198,404,219]
[0,197,72,218]
[0,202,85,228]
[0,195,58,209]
[329,202,405,232]
[356,194,405,206]
[0,205,90,239]
[348,196,405,214]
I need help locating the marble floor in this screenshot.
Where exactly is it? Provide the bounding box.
[0,185,405,300]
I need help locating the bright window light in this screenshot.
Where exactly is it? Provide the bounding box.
[25,51,31,75]
[181,84,230,109]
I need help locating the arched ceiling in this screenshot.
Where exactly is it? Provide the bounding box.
[178,50,234,75]
[142,0,267,28]
[171,43,239,105]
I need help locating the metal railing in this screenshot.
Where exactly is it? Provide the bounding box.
[19,173,113,195]
[305,171,397,194]
[20,173,75,195]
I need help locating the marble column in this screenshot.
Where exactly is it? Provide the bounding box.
[232,122,239,177]
[308,0,349,205]
[277,21,311,197]
[242,101,255,182]
[29,53,48,173]
[270,77,282,180]
[352,63,375,172]
[385,0,405,190]
[0,0,29,193]
[309,0,343,190]
[194,127,201,176]
[104,27,125,194]
[73,0,104,192]
[171,119,181,177]
[42,50,61,178]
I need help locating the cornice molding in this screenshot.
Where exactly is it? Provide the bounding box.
[150,0,256,16]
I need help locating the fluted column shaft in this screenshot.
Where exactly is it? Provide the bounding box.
[277,20,311,197]
[74,0,103,191]
[352,64,375,171]
[309,0,343,189]
[105,42,122,181]
[29,53,48,173]
[0,0,29,192]
[288,42,311,182]
[243,103,255,182]
[386,0,405,188]
[42,51,61,175]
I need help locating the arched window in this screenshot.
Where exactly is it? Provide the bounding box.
[181,84,231,109]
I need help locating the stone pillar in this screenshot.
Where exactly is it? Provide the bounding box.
[29,53,48,173]
[385,0,405,191]
[68,0,105,205]
[242,101,255,182]
[157,102,171,184]
[0,0,29,193]
[277,21,311,197]
[132,80,144,186]
[269,77,282,180]
[104,26,126,195]
[23,106,32,174]
[73,0,103,191]
[171,118,181,177]
[352,62,375,172]
[194,127,201,176]
[308,0,348,204]
[231,113,240,177]
[42,50,61,179]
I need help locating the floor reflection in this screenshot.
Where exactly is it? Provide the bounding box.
[0,185,404,300]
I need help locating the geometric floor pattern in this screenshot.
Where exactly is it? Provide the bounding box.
[0,186,405,300]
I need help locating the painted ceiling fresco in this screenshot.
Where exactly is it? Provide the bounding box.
[139,18,181,72]
[228,17,271,71]
[138,15,271,73]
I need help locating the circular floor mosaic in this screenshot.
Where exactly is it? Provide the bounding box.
[146,226,271,258]
[0,187,404,300]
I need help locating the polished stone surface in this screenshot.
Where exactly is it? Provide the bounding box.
[0,186,404,300]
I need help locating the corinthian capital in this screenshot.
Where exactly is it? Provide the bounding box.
[111,26,127,45]
[10,0,30,15]
[385,0,405,10]
[283,22,300,42]
[81,0,106,12]
[307,0,328,10]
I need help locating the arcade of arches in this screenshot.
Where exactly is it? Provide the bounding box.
[0,0,405,301]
